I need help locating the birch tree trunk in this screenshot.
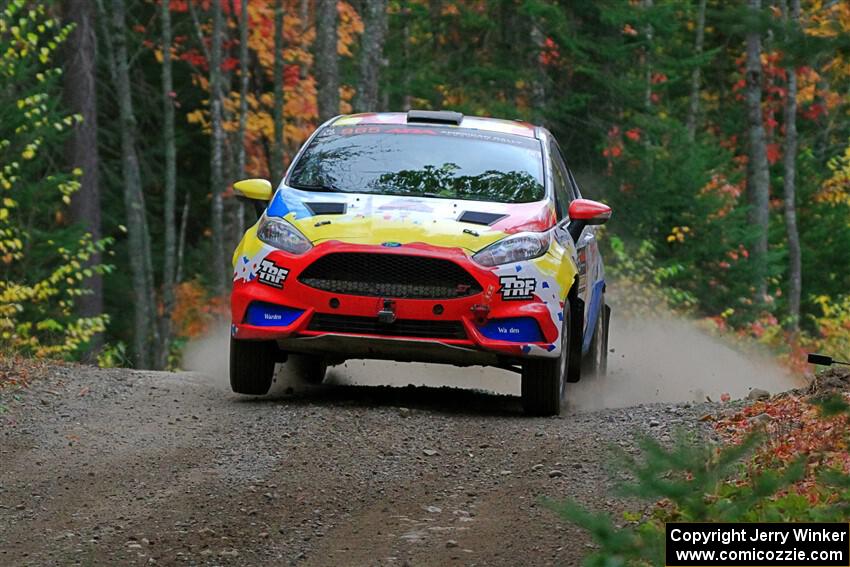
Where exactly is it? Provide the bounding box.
[210,0,227,296]
[745,0,770,303]
[643,0,654,111]
[237,0,249,179]
[315,0,339,122]
[272,0,285,182]
[176,194,190,285]
[355,0,388,113]
[299,0,310,82]
[401,1,411,111]
[235,0,249,232]
[300,0,310,36]
[108,0,160,368]
[782,0,802,331]
[428,0,441,53]
[529,22,547,126]
[159,0,177,368]
[686,0,707,141]
[62,0,102,353]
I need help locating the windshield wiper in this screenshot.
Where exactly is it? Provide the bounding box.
[388,190,453,199]
[288,181,340,192]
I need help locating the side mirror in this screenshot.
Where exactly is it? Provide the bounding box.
[233,178,273,201]
[567,199,611,242]
[568,199,611,224]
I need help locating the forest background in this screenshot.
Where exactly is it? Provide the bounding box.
[2,0,850,371]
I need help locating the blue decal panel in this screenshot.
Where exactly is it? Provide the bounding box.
[244,302,304,327]
[266,191,290,217]
[267,187,315,219]
[582,279,606,354]
[480,317,544,343]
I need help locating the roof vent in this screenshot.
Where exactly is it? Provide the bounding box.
[406,110,463,126]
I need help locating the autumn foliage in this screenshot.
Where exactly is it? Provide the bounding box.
[1,0,849,372]
[553,370,850,564]
[170,280,228,340]
[715,384,850,503]
[0,2,112,359]
[178,1,364,178]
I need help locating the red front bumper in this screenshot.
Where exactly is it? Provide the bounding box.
[230,242,559,359]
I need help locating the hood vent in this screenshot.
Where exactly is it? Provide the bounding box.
[305,202,347,215]
[457,211,507,226]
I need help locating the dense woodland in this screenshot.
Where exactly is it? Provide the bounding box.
[1,0,849,369]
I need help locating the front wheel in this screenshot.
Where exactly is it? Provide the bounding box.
[521,303,571,416]
[229,338,276,395]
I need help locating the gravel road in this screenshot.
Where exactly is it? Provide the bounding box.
[0,356,723,567]
[1,312,803,566]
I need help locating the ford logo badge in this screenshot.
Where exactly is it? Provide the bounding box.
[381,242,402,247]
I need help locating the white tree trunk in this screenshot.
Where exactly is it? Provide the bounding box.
[355,0,388,112]
[272,0,285,182]
[315,0,339,122]
[686,0,707,141]
[236,0,249,231]
[107,0,160,368]
[745,0,770,303]
[160,0,177,368]
[782,0,802,331]
[643,0,654,111]
[210,0,226,296]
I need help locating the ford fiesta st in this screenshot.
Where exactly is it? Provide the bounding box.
[229,110,611,415]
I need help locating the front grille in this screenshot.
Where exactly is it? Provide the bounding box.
[307,313,467,339]
[298,253,482,299]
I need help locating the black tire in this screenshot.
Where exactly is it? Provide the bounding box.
[584,296,610,379]
[229,338,276,395]
[566,295,583,383]
[521,302,571,416]
[291,354,328,385]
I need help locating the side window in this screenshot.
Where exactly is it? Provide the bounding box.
[553,142,581,200]
[566,167,582,200]
[549,141,571,220]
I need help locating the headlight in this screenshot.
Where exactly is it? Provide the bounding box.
[257,215,312,254]
[472,231,551,267]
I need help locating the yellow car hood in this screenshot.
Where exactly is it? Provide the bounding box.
[268,189,556,254]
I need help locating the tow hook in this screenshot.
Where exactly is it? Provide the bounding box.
[377,299,397,324]
[470,304,490,326]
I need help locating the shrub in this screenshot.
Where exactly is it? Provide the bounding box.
[549,389,850,566]
[0,1,112,358]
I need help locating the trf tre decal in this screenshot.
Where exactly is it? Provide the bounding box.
[256,259,289,289]
[499,275,536,300]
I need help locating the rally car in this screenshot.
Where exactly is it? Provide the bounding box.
[229,110,611,415]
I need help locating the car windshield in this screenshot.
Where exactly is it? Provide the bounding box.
[287,124,545,203]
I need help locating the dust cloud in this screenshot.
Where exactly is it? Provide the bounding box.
[181,322,332,394]
[182,323,232,388]
[566,314,802,410]
[183,313,803,411]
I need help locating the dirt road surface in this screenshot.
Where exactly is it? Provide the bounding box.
[1,316,801,566]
